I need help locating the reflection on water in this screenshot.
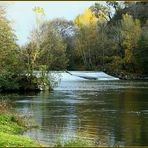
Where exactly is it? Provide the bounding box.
[9,80,148,146]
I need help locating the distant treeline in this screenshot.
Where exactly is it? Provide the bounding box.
[0,2,148,90]
[22,2,148,74]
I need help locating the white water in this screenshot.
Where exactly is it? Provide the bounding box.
[50,71,119,91]
[50,71,119,81]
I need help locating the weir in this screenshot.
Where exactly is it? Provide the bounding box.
[57,71,119,81]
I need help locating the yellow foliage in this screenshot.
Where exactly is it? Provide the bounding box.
[121,14,141,64]
[33,6,45,26]
[125,49,132,63]
[33,6,45,16]
[74,8,97,27]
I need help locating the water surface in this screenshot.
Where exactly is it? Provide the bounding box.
[8,72,148,146]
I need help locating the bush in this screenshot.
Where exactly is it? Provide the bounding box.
[55,137,94,147]
[0,74,52,92]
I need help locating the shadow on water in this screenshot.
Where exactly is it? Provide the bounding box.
[1,80,148,146]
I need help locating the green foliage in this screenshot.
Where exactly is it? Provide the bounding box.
[0,75,19,91]
[111,2,148,26]
[0,113,38,147]
[111,56,123,70]
[0,100,38,147]
[40,24,68,70]
[0,132,37,147]
[0,7,25,91]
[120,14,141,72]
[28,22,69,71]
[0,9,17,73]
[0,6,54,92]
[134,28,148,74]
[48,18,76,70]
[74,25,98,70]
[0,114,24,134]
[0,2,148,90]
[55,137,94,147]
[71,2,148,75]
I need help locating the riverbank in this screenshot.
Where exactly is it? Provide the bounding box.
[0,74,52,93]
[0,100,38,147]
[104,69,148,80]
[0,113,94,147]
[0,100,94,147]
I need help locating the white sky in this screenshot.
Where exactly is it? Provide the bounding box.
[1,1,105,45]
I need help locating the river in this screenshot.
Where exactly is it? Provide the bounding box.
[6,72,148,146]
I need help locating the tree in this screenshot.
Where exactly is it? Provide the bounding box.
[110,2,148,26]
[74,8,98,69]
[134,22,148,74]
[74,8,98,27]
[90,2,112,21]
[21,41,39,77]
[48,18,76,70]
[106,1,125,13]
[74,6,110,70]
[74,26,96,70]
[0,6,22,90]
[120,14,141,72]
[31,22,68,71]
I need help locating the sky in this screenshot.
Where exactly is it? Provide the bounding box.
[1,1,105,46]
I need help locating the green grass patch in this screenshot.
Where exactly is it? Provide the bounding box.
[55,137,94,147]
[0,100,95,147]
[0,132,38,147]
[0,114,24,134]
[0,112,38,147]
[0,99,39,147]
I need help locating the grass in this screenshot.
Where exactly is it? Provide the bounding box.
[0,99,95,147]
[0,114,24,134]
[0,132,37,147]
[0,100,39,147]
[54,133,95,147]
[55,138,94,147]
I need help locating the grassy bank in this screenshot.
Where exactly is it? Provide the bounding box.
[55,137,94,147]
[0,100,96,147]
[0,100,38,147]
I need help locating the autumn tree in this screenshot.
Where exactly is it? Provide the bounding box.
[120,14,141,72]
[74,6,110,70]
[74,8,98,69]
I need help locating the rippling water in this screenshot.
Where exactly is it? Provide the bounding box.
[6,72,148,146]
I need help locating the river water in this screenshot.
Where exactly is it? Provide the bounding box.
[8,72,148,146]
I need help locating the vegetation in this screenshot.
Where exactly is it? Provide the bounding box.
[0,100,95,147]
[23,2,147,79]
[55,137,94,147]
[71,2,148,77]
[0,6,52,92]
[0,100,38,147]
[0,2,148,90]
[0,132,37,147]
[0,2,147,146]
[0,6,22,91]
